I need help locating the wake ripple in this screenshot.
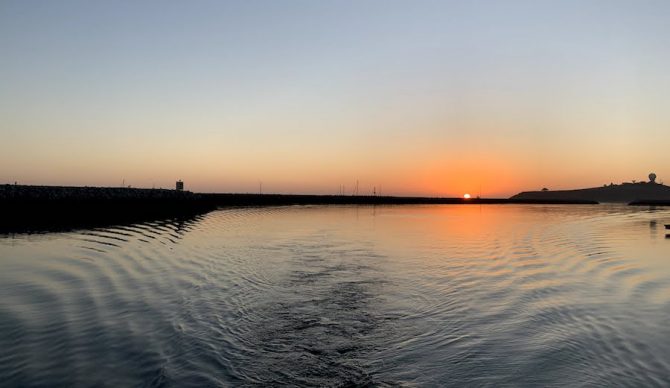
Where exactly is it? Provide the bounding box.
[1,205,670,386]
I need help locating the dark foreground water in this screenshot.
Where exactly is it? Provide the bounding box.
[1,205,670,387]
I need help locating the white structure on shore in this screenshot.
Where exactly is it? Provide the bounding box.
[176,180,184,191]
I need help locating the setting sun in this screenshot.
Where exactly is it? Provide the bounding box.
[463,194,471,199]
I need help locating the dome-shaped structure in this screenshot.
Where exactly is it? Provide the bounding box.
[649,173,657,183]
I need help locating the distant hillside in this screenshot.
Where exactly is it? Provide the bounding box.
[510,182,670,203]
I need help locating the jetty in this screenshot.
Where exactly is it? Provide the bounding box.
[0,184,215,232]
[0,184,597,233]
[198,193,596,207]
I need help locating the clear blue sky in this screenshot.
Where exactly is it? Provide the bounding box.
[2,0,669,196]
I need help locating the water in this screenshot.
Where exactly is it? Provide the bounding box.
[1,205,670,387]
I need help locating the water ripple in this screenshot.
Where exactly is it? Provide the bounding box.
[1,205,670,386]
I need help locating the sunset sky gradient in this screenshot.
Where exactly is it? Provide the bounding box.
[2,1,669,197]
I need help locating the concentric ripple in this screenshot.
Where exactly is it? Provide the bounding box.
[1,205,670,386]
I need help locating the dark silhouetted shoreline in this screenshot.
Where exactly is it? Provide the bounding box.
[0,185,214,233]
[512,181,670,203]
[629,200,670,206]
[1,184,598,233]
[199,193,597,206]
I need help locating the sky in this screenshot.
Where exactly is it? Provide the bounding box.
[1,0,669,197]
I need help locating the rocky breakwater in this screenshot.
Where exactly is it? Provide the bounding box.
[0,185,217,232]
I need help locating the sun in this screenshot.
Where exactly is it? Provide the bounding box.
[463,193,471,199]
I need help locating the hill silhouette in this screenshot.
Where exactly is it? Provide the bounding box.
[511,181,670,203]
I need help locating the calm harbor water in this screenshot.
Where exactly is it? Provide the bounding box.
[1,204,670,387]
